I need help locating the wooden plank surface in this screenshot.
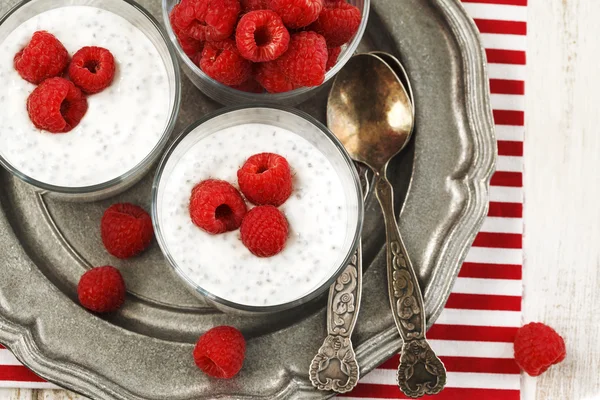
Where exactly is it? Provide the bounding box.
[3,0,600,399]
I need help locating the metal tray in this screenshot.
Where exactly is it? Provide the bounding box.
[0,0,496,398]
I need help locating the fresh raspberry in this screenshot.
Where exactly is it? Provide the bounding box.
[101,203,154,259]
[230,78,264,93]
[254,61,296,93]
[199,39,252,86]
[309,1,361,47]
[27,77,88,133]
[193,326,246,379]
[170,5,205,60]
[235,10,290,62]
[240,0,268,11]
[237,153,293,205]
[514,322,566,377]
[189,179,248,234]
[14,31,69,84]
[77,266,126,313]
[269,0,323,29]
[326,46,341,70]
[276,31,327,87]
[68,47,116,94]
[240,205,288,257]
[171,0,240,42]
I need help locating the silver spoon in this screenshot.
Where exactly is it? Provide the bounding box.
[327,53,446,398]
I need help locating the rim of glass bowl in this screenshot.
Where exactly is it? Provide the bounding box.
[161,0,370,101]
[0,0,181,195]
[151,105,364,314]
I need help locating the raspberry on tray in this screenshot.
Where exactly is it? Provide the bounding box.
[189,179,248,234]
[77,266,126,313]
[27,77,88,133]
[14,30,69,84]
[240,205,289,257]
[68,46,116,94]
[235,10,290,62]
[237,152,293,206]
[101,203,154,259]
[199,39,252,86]
[193,326,246,379]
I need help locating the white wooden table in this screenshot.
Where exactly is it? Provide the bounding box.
[2,0,600,398]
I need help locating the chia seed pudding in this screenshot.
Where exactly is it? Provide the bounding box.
[0,6,171,188]
[158,122,355,307]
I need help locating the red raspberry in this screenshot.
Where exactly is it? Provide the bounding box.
[514,322,566,377]
[326,46,341,71]
[68,47,116,94]
[254,61,296,93]
[230,78,264,93]
[77,266,126,313]
[235,10,290,62]
[269,0,323,29]
[189,179,248,234]
[276,31,327,87]
[14,31,69,84]
[170,5,205,60]
[240,0,268,11]
[27,77,88,133]
[254,61,294,93]
[240,205,288,257]
[193,326,246,379]
[237,153,293,205]
[309,1,361,47]
[171,0,240,42]
[101,203,154,259]
[199,39,252,86]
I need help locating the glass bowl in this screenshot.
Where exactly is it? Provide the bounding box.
[152,105,364,315]
[161,0,369,106]
[0,0,181,202]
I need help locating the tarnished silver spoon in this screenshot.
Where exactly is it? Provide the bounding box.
[327,53,446,398]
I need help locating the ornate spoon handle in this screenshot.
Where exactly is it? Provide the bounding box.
[374,173,446,398]
[309,164,369,393]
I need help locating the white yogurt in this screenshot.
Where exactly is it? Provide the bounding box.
[0,6,171,187]
[159,123,351,307]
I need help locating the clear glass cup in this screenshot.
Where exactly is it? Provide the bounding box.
[161,0,370,106]
[0,0,181,202]
[152,105,364,315]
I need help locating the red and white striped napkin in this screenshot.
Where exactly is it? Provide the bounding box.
[0,0,526,395]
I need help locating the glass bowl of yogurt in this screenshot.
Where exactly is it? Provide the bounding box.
[161,0,369,106]
[0,0,181,201]
[152,106,364,315]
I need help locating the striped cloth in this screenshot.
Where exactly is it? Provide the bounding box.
[0,0,526,395]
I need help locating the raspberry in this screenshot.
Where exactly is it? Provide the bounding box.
[77,266,126,313]
[199,39,252,86]
[326,46,341,70]
[240,205,288,257]
[254,61,295,93]
[240,0,268,11]
[235,10,290,62]
[237,153,293,205]
[101,203,154,259]
[171,0,240,42]
[27,77,88,133]
[193,326,246,379]
[68,47,116,94]
[14,31,69,84]
[170,5,205,60]
[230,78,264,93]
[309,1,361,47]
[269,0,323,29]
[514,322,566,377]
[189,180,248,234]
[276,31,327,87]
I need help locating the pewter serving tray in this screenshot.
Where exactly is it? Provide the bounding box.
[0,0,495,398]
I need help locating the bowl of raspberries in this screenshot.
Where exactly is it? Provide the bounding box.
[162,0,369,105]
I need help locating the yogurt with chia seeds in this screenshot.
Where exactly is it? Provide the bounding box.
[0,6,171,187]
[156,120,361,307]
